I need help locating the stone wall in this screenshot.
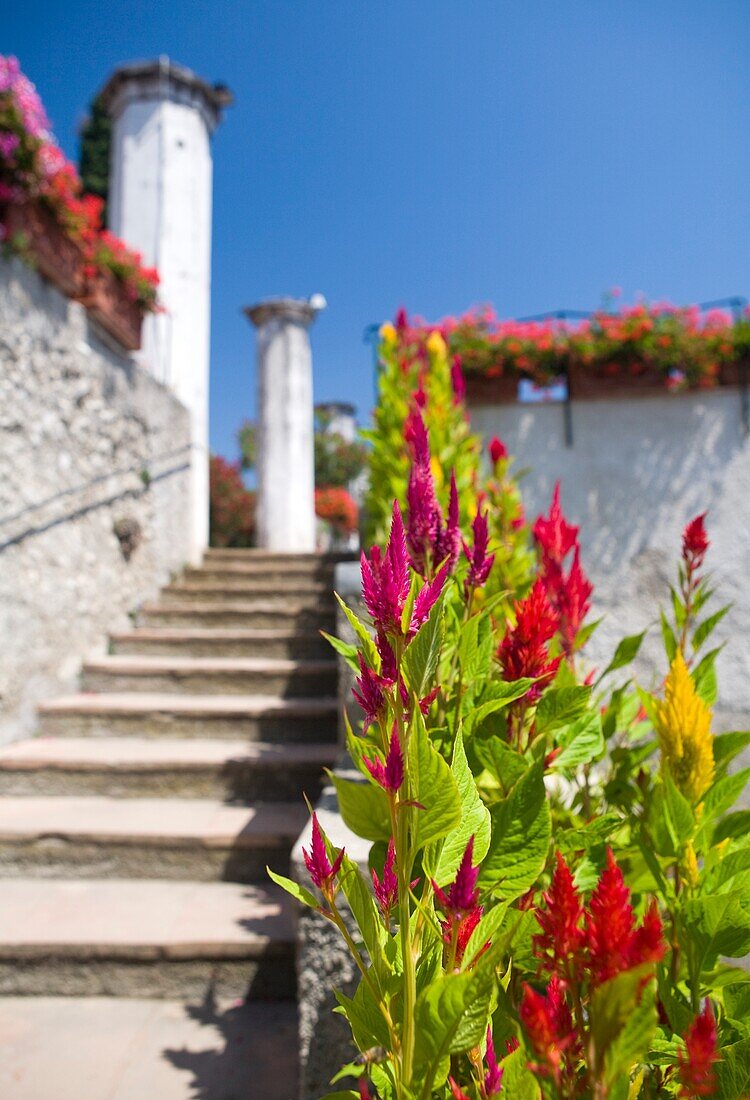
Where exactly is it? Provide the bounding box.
[0,256,192,742]
[468,388,750,727]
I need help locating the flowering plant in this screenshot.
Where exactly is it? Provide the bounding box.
[270,324,750,1099]
[316,486,359,536]
[209,455,255,548]
[0,55,159,311]
[384,303,749,392]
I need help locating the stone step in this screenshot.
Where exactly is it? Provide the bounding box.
[139,600,334,630]
[0,737,336,800]
[38,692,339,742]
[0,795,308,882]
[110,627,332,660]
[0,878,295,999]
[81,654,337,697]
[0,996,299,1098]
[183,566,333,588]
[160,583,329,606]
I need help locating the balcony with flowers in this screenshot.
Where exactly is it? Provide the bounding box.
[0,55,159,350]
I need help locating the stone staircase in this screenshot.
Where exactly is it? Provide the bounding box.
[0,549,341,1003]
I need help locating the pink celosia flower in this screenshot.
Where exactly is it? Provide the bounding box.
[405,407,460,576]
[352,654,392,733]
[678,1001,719,1098]
[484,1026,504,1095]
[448,1079,470,1100]
[363,725,404,793]
[463,508,495,593]
[371,838,398,921]
[451,355,466,404]
[302,813,344,897]
[361,502,410,637]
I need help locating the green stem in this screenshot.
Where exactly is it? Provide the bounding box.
[328,900,398,1044]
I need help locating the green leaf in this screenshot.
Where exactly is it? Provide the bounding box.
[553,709,604,769]
[496,1043,541,1100]
[703,768,750,823]
[600,630,648,678]
[714,1038,750,1100]
[481,760,551,900]
[335,594,379,669]
[331,773,391,843]
[321,631,360,673]
[661,611,677,663]
[662,773,696,847]
[413,970,493,1086]
[473,738,528,796]
[725,984,750,1036]
[692,605,730,651]
[458,612,493,683]
[461,902,509,969]
[590,967,657,1085]
[431,728,491,885]
[693,645,723,706]
[267,867,320,909]
[403,595,444,698]
[463,680,534,735]
[683,886,750,970]
[535,685,591,733]
[715,810,750,843]
[409,708,462,854]
[336,852,389,978]
[335,976,392,1052]
[714,731,750,770]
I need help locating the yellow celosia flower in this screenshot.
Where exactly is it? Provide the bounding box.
[655,651,714,804]
[682,842,700,889]
[425,330,446,358]
[379,321,397,346]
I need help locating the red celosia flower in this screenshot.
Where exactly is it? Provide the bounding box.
[682,513,710,573]
[554,548,593,657]
[358,1078,374,1100]
[533,852,586,977]
[352,654,392,733]
[463,509,495,593]
[678,1001,719,1098]
[371,838,398,922]
[363,725,404,793]
[533,482,578,568]
[448,1079,470,1100]
[489,437,507,466]
[497,579,561,701]
[520,976,575,1081]
[585,849,665,985]
[484,1026,504,1096]
[302,813,344,897]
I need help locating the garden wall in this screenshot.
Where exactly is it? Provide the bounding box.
[0,256,192,742]
[468,388,750,727]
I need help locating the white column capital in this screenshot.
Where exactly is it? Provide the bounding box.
[245,296,325,330]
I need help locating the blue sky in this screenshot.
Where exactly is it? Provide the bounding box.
[9,1,750,460]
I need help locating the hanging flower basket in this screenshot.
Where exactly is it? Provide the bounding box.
[77,266,143,351]
[2,199,86,297]
[566,357,666,399]
[464,370,520,405]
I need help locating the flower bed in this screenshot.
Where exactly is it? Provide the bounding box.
[381,303,750,403]
[281,323,749,1098]
[0,55,159,349]
[315,486,359,536]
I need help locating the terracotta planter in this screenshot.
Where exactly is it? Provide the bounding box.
[3,199,85,297]
[77,267,143,351]
[566,359,666,400]
[465,371,520,405]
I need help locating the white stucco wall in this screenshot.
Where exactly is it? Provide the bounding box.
[107,73,216,561]
[469,389,750,726]
[0,257,192,742]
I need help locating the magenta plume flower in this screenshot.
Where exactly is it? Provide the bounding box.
[371,838,399,921]
[433,836,480,916]
[363,725,404,793]
[463,509,495,592]
[302,813,344,897]
[352,653,392,733]
[484,1026,504,1096]
[405,406,461,577]
[361,501,410,636]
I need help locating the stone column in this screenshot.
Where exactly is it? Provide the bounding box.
[100,59,231,563]
[245,297,325,552]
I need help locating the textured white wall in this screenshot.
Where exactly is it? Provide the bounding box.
[108,86,214,561]
[469,390,750,725]
[0,257,192,742]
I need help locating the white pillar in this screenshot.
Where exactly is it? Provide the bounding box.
[101,59,231,562]
[316,401,357,442]
[245,297,324,552]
